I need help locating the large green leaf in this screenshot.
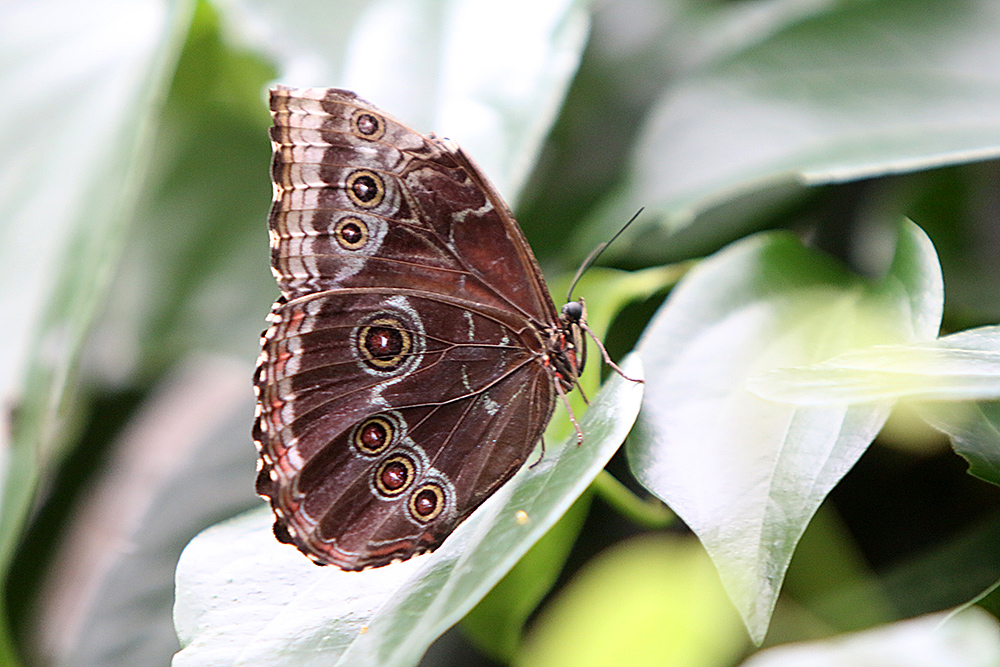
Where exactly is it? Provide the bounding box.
[220,0,592,203]
[588,0,1000,250]
[0,4,193,662]
[630,219,943,642]
[172,356,643,667]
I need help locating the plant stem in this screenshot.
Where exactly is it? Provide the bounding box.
[592,469,675,529]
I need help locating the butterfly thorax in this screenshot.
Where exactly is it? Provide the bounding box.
[547,299,588,392]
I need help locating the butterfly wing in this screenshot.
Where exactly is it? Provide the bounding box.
[268,87,558,326]
[256,88,562,568]
[255,289,555,568]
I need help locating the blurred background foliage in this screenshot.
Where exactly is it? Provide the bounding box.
[3,0,1000,665]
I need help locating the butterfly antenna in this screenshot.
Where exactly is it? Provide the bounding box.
[566,208,644,301]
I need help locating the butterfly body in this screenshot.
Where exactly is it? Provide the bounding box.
[254,88,586,569]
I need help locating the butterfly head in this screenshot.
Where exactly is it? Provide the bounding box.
[550,298,588,391]
[561,299,584,324]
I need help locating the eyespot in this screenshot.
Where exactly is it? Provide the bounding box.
[334,216,369,250]
[357,317,411,370]
[352,298,425,378]
[374,454,416,497]
[351,110,386,141]
[345,169,385,208]
[352,415,397,456]
[408,482,446,523]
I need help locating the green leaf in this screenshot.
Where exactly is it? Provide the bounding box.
[746,324,1000,487]
[221,0,593,204]
[516,534,747,667]
[462,493,592,662]
[921,400,1000,488]
[592,0,1000,241]
[630,220,943,642]
[0,0,194,572]
[748,326,1000,405]
[173,355,643,667]
[739,608,1000,667]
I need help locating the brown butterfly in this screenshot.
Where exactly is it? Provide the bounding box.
[254,87,625,570]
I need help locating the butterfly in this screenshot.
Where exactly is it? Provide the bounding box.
[254,87,626,570]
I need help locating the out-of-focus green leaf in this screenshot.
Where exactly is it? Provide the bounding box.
[588,0,1000,257]
[0,0,194,574]
[748,326,1000,405]
[0,3,193,664]
[739,607,1000,667]
[746,326,1000,488]
[221,0,593,204]
[516,534,747,667]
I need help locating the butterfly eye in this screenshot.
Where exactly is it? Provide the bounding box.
[334,216,369,250]
[357,317,412,370]
[374,454,416,497]
[409,482,446,522]
[351,110,386,140]
[345,169,385,208]
[352,415,396,456]
[561,300,584,322]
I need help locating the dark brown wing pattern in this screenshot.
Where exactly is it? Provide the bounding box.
[267,87,558,326]
[254,88,580,569]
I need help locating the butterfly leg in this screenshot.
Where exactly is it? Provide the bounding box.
[581,322,643,384]
[555,379,584,445]
[528,438,546,468]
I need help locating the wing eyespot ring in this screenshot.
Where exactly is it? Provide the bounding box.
[374,454,416,497]
[351,110,386,141]
[357,317,412,370]
[352,415,397,456]
[409,482,446,523]
[334,216,369,250]
[346,169,385,209]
